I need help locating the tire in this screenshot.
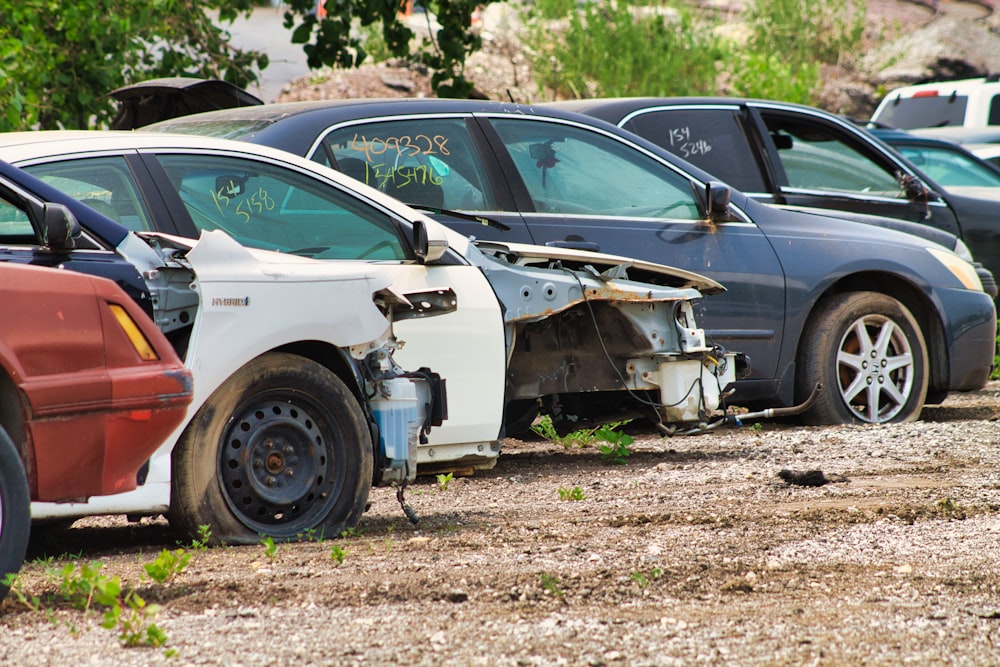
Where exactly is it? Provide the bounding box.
[169,353,373,545]
[797,292,929,425]
[0,427,30,600]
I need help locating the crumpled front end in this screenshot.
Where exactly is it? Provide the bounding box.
[467,241,746,429]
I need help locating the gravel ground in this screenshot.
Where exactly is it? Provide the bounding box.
[3,382,1000,666]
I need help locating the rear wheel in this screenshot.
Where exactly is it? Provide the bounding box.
[169,353,373,545]
[0,427,30,599]
[797,292,928,425]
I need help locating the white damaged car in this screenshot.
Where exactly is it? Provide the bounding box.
[0,135,743,543]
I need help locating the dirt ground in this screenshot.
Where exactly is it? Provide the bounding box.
[3,382,1000,666]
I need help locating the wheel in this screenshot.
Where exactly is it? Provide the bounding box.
[797,292,928,425]
[0,427,30,599]
[169,353,374,545]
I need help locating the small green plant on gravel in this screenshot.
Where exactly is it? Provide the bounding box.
[297,527,324,542]
[2,572,42,613]
[143,548,192,585]
[189,524,212,551]
[330,545,347,565]
[597,423,634,465]
[436,472,454,491]
[631,567,663,589]
[101,589,167,648]
[532,415,632,449]
[340,527,363,539]
[52,561,169,649]
[540,573,564,599]
[558,486,586,501]
[260,535,279,562]
[747,421,765,434]
[936,496,966,518]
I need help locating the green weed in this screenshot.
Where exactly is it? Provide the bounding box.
[330,545,347,565]
[596,423,634,465]
[436,472,454,491]
[143,548,191,585]
[189,524,212,551]
[631,567,663,589]
[260,536,278,562]
[558,486,586,501]
[540,573,564,599]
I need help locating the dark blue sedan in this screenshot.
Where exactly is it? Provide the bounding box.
[146,98,998,424]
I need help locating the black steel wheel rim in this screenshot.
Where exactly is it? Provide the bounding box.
[219,392,342,536]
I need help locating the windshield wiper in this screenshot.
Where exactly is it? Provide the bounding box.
[408,205,511,232]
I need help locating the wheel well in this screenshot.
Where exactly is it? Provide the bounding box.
[272,341,381,473]
[273,341,368,406]
[803,272,947,391]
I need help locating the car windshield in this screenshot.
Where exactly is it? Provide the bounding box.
[891,143,1000,188]
[156,153,410,260]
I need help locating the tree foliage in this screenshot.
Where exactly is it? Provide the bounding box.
[280,0,497,98]
[0,0,268,131]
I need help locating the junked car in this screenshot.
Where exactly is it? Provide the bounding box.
[1,158,445,545]
[0,136,738,542]
[867,126,1000,201]
[0,260,194,598]
[549,97,1000,297]
[143,98,997,425]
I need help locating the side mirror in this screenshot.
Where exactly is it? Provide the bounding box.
[412,219,449,264]
[705,181,731,223]
[897,171,931,202]
[42,203,80,252]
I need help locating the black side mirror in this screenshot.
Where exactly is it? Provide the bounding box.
[896,171,930,202]
[42,203,80,252]
[705,181,731,223]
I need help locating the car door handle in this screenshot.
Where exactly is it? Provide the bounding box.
[545,240,601,252]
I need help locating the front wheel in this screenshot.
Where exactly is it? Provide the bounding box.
[797,292,928,425]
[0,427,30,599]
[169,353,374,545]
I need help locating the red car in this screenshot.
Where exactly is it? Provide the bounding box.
[0,261,193,596]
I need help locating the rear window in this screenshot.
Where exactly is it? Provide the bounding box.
[875,95,968,129]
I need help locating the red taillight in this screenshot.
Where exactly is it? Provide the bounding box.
[912,90,940,98]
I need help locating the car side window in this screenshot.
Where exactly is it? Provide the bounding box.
[156,154,409,260]
[762,114,905,199]
[0,192,34,243]
[489,118,701,219]
[319,118,496,211]
[21,156,154,231]
[622,109,767,193]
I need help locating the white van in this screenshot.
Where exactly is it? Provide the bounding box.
[871,76,1000,130]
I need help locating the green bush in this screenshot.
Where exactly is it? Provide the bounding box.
[523,0,865,105]
[525,0,725,100]
[742,0,866,67]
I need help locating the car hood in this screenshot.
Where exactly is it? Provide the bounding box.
[470,239,727,296]
[775,204,963,253]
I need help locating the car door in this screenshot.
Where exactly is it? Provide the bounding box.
[473,114,788,383]
[747,106,965,238]
[618,103,967,240]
